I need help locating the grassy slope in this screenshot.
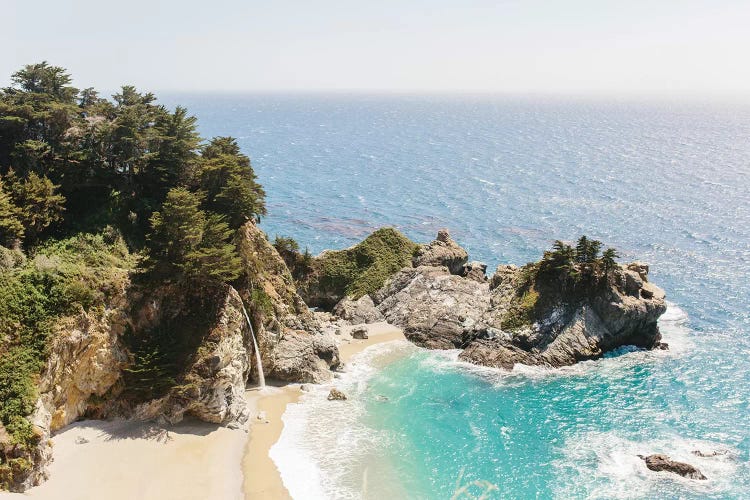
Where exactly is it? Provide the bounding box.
[312,227,418,301]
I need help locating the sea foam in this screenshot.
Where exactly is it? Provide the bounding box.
[270,340,414,500]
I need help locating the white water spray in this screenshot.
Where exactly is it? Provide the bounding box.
[241,302,265,389]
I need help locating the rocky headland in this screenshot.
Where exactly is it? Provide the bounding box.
[312,229,667,370]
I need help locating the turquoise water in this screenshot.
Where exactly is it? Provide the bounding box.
[163,94,750,498]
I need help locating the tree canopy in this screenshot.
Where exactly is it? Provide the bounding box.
[540,236,620,286]
[0,62,266,283]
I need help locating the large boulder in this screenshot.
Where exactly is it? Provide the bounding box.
[461,261,488,283]
[269,330,340,383]
[638,454,707,480]
[412,229,469,275]
[375,266,491,349]
[333,295,384,324]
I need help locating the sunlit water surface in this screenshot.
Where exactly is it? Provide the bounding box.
[161,94,750,498]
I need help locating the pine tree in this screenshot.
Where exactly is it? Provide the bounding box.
[601,247,620,277]
[4,171,65,243]
[575,236,589,263]
[180,213,241,282]
[147,188,206,267]
[147,188,241,282]
[197,137,266,228]
[0,181,24,246]
[587,239,602,262]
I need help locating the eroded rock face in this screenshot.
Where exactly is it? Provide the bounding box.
[40,308,129,432]
[375,266,490,349]
[14,284,131,491]
[412,229,469,275]
[638,454,707,480]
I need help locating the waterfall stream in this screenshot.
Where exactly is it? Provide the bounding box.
[241,302,266,389]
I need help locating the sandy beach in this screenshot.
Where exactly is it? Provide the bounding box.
[242,322,405,499]
[1,323,404,500]
[0,419,247,500]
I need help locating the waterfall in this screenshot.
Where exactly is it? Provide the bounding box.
[241,302,266,389]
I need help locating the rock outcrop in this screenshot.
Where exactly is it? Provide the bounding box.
[268,330,339,383]
[298,228,418,309]
[412,229,469,275]
[334,230,668,371]
[333,295,384,324]
[638,454,707,480]
[462,262,665,369]
[461,261,488,283]
[374,265,491,349]
[327,388,347,401]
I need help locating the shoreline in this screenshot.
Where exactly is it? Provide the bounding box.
[242,322,406,499]
[0,323,405,500]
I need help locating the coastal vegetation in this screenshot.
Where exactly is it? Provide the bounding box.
[273,235,314,280]
[0,61,266,486]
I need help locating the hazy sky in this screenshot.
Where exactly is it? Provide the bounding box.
[4,0,750,95]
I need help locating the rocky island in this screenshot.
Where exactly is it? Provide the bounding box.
[0,62,670,493]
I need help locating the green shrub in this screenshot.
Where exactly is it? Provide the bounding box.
[250,286,274,318]
[314,227,417,300]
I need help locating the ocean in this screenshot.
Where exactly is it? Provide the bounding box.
[163,93,750,499]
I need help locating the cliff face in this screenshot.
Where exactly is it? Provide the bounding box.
[9,283,130,491]
[121,282,254,426]
[234,222,339,383]
[336,230,667,370]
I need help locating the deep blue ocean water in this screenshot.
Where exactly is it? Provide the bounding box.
[163,94,750,499]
